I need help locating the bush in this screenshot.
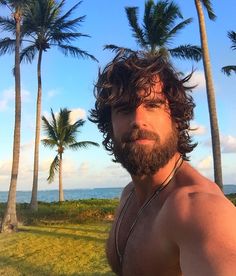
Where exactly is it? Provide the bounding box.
[8,198,120,225]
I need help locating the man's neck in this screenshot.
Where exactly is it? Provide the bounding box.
[131,153,182,205]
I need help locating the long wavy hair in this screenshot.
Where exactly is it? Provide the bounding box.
[89,52,197,161]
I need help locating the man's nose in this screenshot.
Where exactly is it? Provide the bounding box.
[130,105,147,128]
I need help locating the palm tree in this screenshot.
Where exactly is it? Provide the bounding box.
[20,0,97,210]
[42,108,99,202]
[222,31,236,76]
[194,0,223,189]
[105,0,202,62]
[0,0,31,233]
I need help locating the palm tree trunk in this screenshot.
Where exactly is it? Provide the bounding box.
[59,153,64,202]
[1,12,21,233]
[194,0,223,189]
[30,49,43,211]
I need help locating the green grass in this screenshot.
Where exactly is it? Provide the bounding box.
[0,199,119,276]
[0,195,235,276]
[0,222,115,275]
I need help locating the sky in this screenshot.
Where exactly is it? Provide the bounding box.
[0,0,235,191]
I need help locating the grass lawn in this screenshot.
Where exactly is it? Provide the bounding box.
[0,222,115,276]
[0,195,235,275]
[0,199,119,276]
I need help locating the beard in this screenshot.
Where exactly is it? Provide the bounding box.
[113,127,178,176]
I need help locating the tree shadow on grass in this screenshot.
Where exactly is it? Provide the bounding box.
[44,224,111,235]
[0,255,116,276]
[19,226,106,243]
[0,255,56,276]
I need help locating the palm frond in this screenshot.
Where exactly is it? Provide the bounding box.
[53,1,82,26]
[20,44,37,63]
[228,31,236,51]
[69,141,99,151]
[201,0,216,21]
[18,0,96,63]
[50,32,89,44]
[62,118,85,144]
[57,44,98,61]
[125,6,147,48]
[50,108,58,135]
[167,18,192,42]
[169,45,202,61]
[47,154,59,183]
[41,138,57,148]
[53,16,86,32]
[42,114,58,142]
[0,16,15,33]
[57,108,71,141]
[0,1,7,6]
[221,66,236,76]
[0,37,15,55]
[104,44,135,55]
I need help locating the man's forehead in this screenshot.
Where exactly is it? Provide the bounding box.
[111,75,164,97]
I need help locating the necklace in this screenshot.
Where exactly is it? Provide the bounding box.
[115,156,183,267]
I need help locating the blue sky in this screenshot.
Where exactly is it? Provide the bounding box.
[0,0,235,191]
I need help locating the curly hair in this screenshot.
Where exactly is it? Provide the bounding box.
[89,52,197,161]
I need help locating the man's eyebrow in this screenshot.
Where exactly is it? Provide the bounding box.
[144,98,165,104]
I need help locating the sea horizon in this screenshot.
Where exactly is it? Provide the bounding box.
[0,185,235,203]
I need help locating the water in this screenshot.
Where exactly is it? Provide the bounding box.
[0,187,123,203]
[0,185,235,203]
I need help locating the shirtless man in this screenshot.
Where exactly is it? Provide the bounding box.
[89,52,236,275]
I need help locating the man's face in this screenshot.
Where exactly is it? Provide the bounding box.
[111,78,178,176]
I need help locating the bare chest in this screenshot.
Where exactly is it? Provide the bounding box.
[107,195,181,276]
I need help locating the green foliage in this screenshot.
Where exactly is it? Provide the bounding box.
[0,198,119,225]
[20,0,97,62]
[42,108,99,184]
[105,0,202,61]
[226,193,236,206]
[222,31,236,76]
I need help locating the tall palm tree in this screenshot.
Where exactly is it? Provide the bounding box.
[0,0,31,233]
[42,108,99,202]
[20,0,97,210]
[105,0,202,61]
[194,0,223,189]
[222,30,236,76]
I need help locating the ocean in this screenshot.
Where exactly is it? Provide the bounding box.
[0,185,235,203]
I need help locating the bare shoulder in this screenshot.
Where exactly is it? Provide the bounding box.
[164,162,236,222]
[161,165,236,274]
[163,178,236,245]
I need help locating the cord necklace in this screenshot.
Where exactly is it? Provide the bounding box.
[115,156,183,267]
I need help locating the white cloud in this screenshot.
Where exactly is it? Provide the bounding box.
[197,155,213,170]
[46,89,58,99]
[70,108,86,123]
[21,140,34,152]
[187,70,206,91]
[0,87,31,112]
[221,135,236,153]
[190,122,207,136]
[0,160,11,175]
[42,108,86,123]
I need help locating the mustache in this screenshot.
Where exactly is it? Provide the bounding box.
[121,128,160,143]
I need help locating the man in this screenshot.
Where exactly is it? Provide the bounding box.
[89,52,236,275]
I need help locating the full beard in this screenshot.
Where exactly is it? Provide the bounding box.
[113,127,178,176]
